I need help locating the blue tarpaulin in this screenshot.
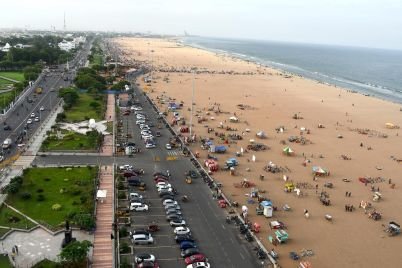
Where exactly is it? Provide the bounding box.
[260,200,273,207]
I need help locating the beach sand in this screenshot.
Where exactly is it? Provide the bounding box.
[115,37,402,268]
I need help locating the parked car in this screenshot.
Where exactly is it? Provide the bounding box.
[138,261,159,268]
[161,195,175,202]
[160,191,175,198]
[186,262,210,268]
[165,143,172,150]
[134,253,156,264]
[174,226,191,235]
[180,241,197,251]
[170,219,186,227]
[130,193,143,199]
[131,106,142,111]
[30,113,35,118]
[27,119,33,124]
[175,234,195,243]
[165,204,181,210]
[131,203,149,212]
[162,199,177,206]
[184,254,208,265]
[166,209,182,216]
[181,248,200,258]
[119,164,133,171]
[34,117,40,122]
[128,178,145,187]
[132,234,153,245]
[166,214,183,222]
[40,106,45,111]
[157,186,172,192]
[3,125,11,130]
[130,229,150,237]
[145,143,156,149]
[136,120,146,125]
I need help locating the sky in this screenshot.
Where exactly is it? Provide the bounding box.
[1,0,402,50]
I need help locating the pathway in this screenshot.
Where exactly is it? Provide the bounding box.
[92,165,114,268]
[100,94,115,156]
[0,76,19,83]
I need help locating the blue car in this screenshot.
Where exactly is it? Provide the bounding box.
[180,241,197,251]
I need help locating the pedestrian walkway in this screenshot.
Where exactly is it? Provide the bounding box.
[166,150,181,156]
[12,156,36,169]
[92,166,114,268]
[100,94,115,156]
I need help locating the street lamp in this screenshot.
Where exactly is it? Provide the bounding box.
[189,68,196,139]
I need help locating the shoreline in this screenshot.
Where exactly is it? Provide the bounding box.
[179,38,402,106]
[116,37,402,268]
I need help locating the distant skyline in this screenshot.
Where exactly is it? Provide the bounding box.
[1,0,402,50]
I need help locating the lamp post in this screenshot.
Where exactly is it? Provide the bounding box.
[189,68,196,139]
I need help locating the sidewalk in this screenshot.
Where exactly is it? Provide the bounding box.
[100,94,115,156]
[92,166,114,268]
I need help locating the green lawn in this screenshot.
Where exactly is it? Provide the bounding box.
[91,54,103,66]
[41,130,100,151]
[32,259,61,268]
[0,205,36,230]
[0,78,13,88]
[65,93,105,122]
[0,90,18,110]
[0,71,25,82]
[6,167,97,228]
[0,255,12,268]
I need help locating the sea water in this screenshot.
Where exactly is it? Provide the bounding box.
[182,36,402,104]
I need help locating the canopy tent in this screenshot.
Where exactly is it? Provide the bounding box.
[312,166,329,176]
[229,116,239,122]
[385,123,399,129]
[283,146,294,155]
[96,190,107,203]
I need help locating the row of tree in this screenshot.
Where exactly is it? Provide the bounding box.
[0,35,72,70]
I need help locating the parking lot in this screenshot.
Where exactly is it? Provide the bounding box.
[116,87,263,267]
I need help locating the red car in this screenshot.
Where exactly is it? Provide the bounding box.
[185,253,207,265]
[154,177,168,183]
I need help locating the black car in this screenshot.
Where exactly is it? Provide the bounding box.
[159,191,174,197]
[175,234,195,243]
[161,195,175,202]
[128,178,145,187]
[130,197,143,203]
[3,125,11,131]
[186,170,199,179]
[181,248,200,258]
[166,214,183,222]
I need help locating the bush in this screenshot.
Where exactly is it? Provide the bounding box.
[44,177,51,182]
[118,192,126,199]
[80,196,88,204]
[5,183,19,194]
[52,204,62,211]
[119,227,128,237]
[66,211,77,220]
[21,192,32,200]
[117,181,125,190]
[119,242,130,254]
[36,188,44,193]
[37,194,45,201]
[71,186,82,196]
[72,200,79,206]
[73,213,95,230]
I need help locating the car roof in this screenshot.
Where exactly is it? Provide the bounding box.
[136,253,152,258]
[133,234,148,238]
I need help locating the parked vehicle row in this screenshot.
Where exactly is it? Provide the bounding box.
[153,171,211,268]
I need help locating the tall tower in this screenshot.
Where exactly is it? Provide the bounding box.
[63,12,66,31]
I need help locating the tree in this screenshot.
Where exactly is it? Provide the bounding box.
[59,240,92,267]
[89,101,100,110]
[59,87,79,108]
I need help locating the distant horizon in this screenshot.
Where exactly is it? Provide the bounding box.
[1,28,401,52]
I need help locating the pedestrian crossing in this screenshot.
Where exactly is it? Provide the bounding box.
[13,155,36,168]
[166,150,181,156]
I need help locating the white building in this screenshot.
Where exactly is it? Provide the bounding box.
[1,43,11,52]
[58,40,75,51]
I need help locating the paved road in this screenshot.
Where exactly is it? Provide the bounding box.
[0,40,93,160]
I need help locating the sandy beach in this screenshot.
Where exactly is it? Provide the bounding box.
[115,37,402,268]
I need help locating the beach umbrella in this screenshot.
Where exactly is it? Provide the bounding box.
[283,146,294,155]
[312,166,328,176]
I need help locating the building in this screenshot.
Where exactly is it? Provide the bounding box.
[58,40,75,51]
[1,43,11,52]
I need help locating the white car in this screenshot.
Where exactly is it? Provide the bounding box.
[142,134,154,140]
[27,119,33,124]
[30,113,35,118]
[162,199,177,206]
[34,117,40,122]
[130,202,146,211]
[131,106,142,111]
[130,193,143,199]
[186,262,210,268]
[131,204,149,212]
[145,143,156,149]
[174,226,191,235]
[165,144,172,150]
[170,219,186,227]
[156,181,171,188]
[165,204,181,210]
[132,234,153,245]
[141,130,152,135]
[157,186,172,193]
[140,126,150,131]
[134,253,156,264]
[136,115,146,120]
[119,165,133,171]
[136,120,146,125]
[40,106,45,111]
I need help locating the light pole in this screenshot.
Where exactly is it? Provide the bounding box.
[189,68,196,140]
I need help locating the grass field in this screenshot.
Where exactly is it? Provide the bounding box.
[0,255,12,268]
[65,93,105,122]
[0,78,13,87]
[0,205,36,230]
[41,130,100,151]
[6,167,97,228]
[91,54,103,66]
[0,71,25,82]
[0,90,17,110]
